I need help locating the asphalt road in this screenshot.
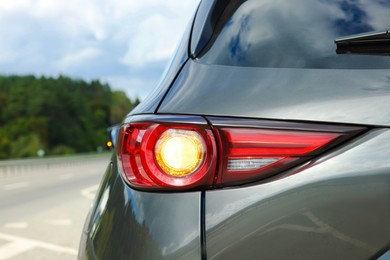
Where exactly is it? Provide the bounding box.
[0,154,111,260]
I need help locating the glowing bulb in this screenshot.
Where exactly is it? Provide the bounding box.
[155,129,205,177]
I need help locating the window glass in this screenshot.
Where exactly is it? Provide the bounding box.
[199,0,390,69]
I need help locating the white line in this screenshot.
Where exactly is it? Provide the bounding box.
[59,174,73,180]
[0,233,77,256]
[4,222,28,229]
[2,182,29,191]
[0,241,36,260]
[48,219,73,226]
[81,185,99,199]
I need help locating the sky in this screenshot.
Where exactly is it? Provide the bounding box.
[0,0,200,99]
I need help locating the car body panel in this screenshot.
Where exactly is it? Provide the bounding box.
[159,59,390,127]
[79,158,202,260]
[205,129,390,260]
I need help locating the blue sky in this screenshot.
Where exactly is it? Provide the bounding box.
[0,0,200,99]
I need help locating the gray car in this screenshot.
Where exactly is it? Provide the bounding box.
[78,0,390,259]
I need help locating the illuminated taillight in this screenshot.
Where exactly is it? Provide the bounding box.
[117,116,217,190]
[154,129,206,177]
[213,127,341,186]
[117,115,364,190]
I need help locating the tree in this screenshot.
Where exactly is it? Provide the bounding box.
[0,75,138,159]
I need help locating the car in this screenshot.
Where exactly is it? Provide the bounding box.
[78,0,390,259]
[106,124,120,149]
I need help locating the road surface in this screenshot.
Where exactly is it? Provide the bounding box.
[0,154,111,260]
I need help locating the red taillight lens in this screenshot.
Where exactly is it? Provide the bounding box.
[117,118,217,190]
[213,127,341,186]
[117,115,363,191]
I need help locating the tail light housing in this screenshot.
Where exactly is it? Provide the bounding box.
[117,115,217,190]
[213,128,339,186]
[117,115,364,191]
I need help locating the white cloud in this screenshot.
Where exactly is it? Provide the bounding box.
[0,0,200,98]
[0,0,32,13]
[56,48,101,70]
[120,14,184,67]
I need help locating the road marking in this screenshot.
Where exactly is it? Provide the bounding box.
[48,219,73,226]
[81,185,99,199]
[0,241,36,260]
[0,232,77,259]
[4,222,28,229]
[2,182,29,191]
[59,174,73,180]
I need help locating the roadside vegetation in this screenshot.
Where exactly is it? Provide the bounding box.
[0,75,139,159]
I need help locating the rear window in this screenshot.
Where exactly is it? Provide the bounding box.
[198,0,390,69]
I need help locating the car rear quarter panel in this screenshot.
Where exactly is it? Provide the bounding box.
[205,129,390,260]
[80,158,202,260]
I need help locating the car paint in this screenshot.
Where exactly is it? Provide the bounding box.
[159,59,390,127]
[79,159,202,259]
[205,129,390,259]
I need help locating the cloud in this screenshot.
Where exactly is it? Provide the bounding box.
[120,14,183,67]
[0,0,200,98]
[56,48,101,70]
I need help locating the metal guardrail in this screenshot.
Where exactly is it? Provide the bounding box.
[0,152,112,177]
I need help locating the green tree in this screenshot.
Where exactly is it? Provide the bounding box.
[0,75,138,159]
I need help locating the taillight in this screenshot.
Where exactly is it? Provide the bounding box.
[213,128,340,187]
[117,116,217,190]
[154,129,206,177]
[118,115,364,191]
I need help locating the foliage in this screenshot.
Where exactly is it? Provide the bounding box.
[0,75,139,159]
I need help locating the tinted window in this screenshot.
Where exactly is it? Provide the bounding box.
[198,0,390,69]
